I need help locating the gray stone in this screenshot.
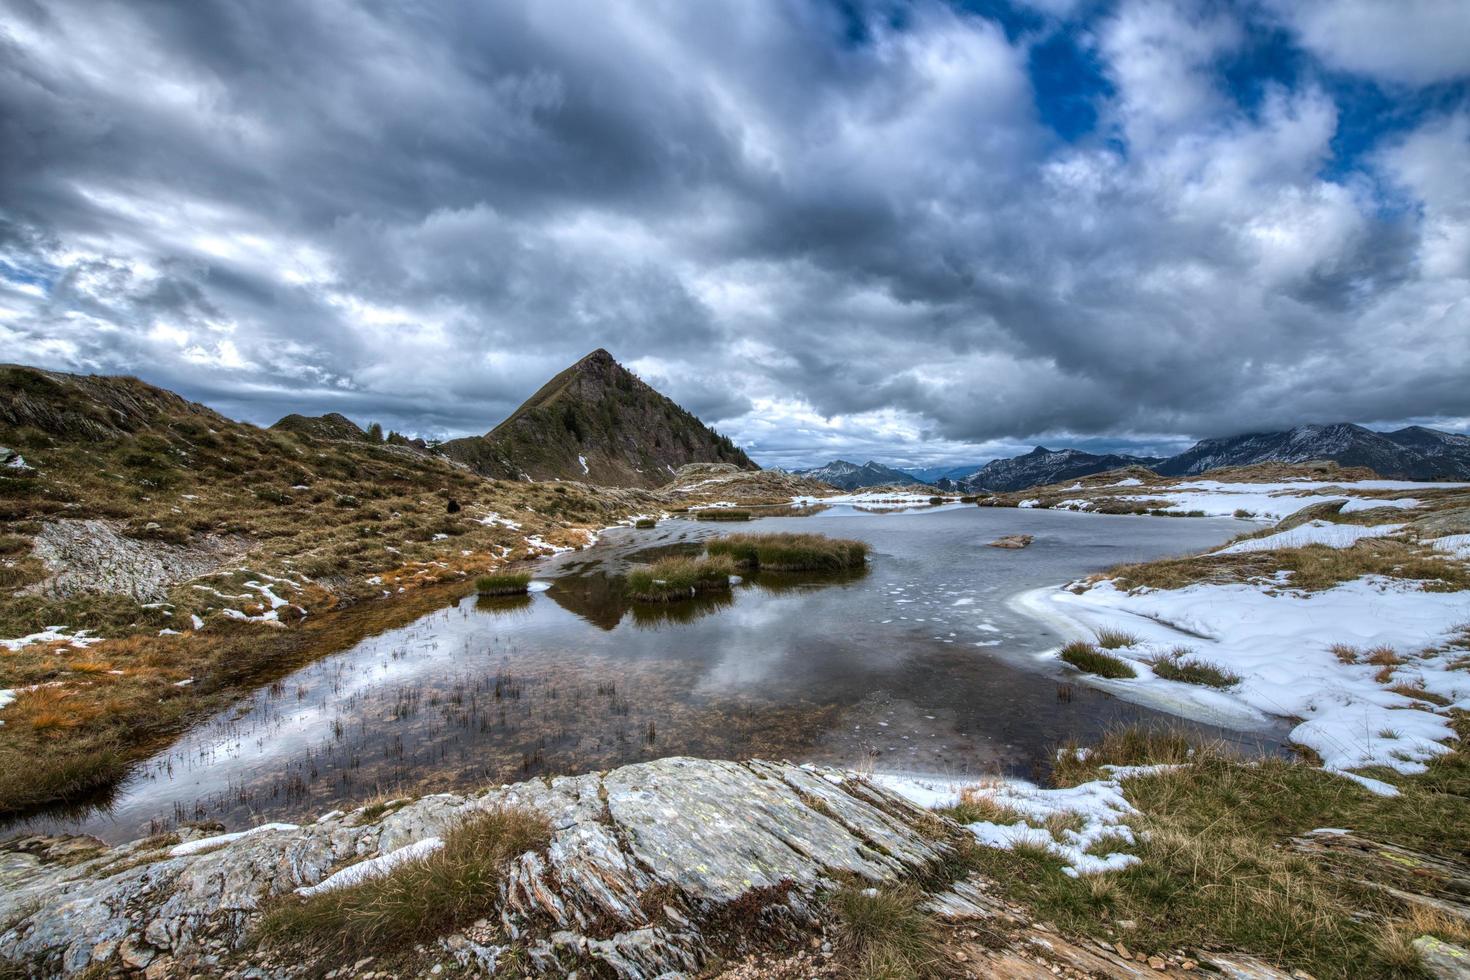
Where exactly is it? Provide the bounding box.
[1416,936,1470,979]
[0,758,953,978]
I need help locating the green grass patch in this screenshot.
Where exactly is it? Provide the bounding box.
[633,517,657,529]
[474,571,532,596]
[693,508,751,521]
[1093,627,1137,649]
[1059,640,1136,679]
[1147,650,1240,688]
[705,532,869,571]
[626,555,737,602]
[956,724,1470,979]
[258,806,550,961]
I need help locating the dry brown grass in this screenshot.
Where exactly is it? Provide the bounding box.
[1111,539,1470,594]
[258,806,551,960]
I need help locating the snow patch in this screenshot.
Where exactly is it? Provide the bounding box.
[1022,576,1470,775]
[1214,520,1404,554]
[169,823,300,857]
[295,837,445,897]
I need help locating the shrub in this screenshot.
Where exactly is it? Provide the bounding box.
[634,518,657,529]
[474,572,532,596]
[1059,640,1136,679]
[693,509,751,521]
[705,532,869,571]
[258,806,550,959]
[1147,648,1241,688]
[626,555,736,602]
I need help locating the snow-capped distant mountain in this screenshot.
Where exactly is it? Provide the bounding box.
[951,447,1162,493]
[795,459,930,490]
[1154,423,1470,480]
[902,462,989,483]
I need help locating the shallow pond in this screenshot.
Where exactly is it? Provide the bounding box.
[12,504,1289,842]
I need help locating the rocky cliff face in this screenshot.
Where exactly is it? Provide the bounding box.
[439,350,757,489]
[0,758,960,978]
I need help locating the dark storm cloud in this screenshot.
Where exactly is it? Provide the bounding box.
[1,0,1467,466]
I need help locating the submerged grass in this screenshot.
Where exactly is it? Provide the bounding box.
[473,571,532,596]
[705,532,869,571]
[1058,640,1136,679]
[694,509,752,521]
[625,554,737,602]
[258,806,550,960]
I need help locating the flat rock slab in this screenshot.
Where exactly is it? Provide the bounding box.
[987,534,1033,549]
[0,758,952,978]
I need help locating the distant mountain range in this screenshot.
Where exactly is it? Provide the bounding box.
[438,349,756,488]
[1152,423,1470,481]
[903,462,988,484]
[793,422,1470,493]
[793,459,927,490]
[937,447,1165,493]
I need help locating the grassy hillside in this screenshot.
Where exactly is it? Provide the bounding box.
[0,364,663,815]
[440,348,756,488]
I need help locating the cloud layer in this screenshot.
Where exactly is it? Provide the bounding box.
[1,0,1467,468]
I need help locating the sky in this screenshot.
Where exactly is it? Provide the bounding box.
[1,0,1468,471]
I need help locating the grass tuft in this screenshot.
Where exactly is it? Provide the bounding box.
[1146,647,1241,688]
[258,806,550,960]
[473,571,532,596]
[694,508,751,521]
[1059,640,1136,680]
[705,532,869,571]
[625,555,737,602]
[633,517,657,529]
[830,883,946,979]
[1093,627,1138,649]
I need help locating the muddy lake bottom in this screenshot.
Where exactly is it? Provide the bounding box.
[9,505,1290,842]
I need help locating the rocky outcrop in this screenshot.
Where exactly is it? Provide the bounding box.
[28,519,245,602]
[0,758,955,978]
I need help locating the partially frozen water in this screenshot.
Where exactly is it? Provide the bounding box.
[10,504,1288,842]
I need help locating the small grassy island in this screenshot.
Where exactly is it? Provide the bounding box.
[474,571,533,596]
[625,554,738,602]
[705,531,869,571]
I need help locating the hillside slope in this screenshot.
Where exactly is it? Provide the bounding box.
[439,349,755,488]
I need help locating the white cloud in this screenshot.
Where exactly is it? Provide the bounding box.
[1268,0,1470,87]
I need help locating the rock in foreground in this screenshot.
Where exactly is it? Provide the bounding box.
[0,758,955,978]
